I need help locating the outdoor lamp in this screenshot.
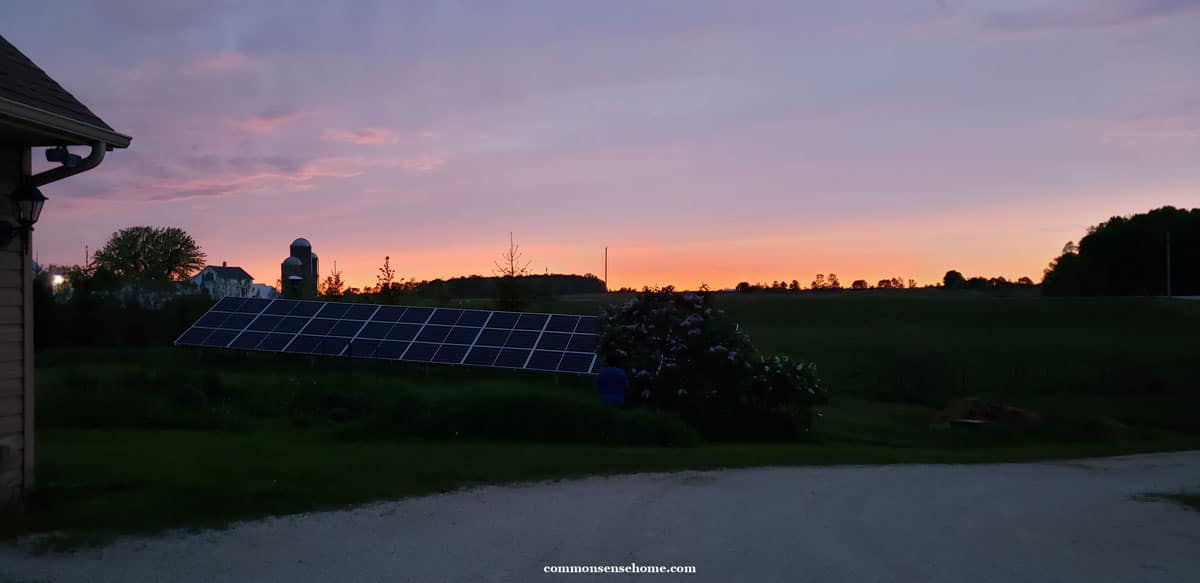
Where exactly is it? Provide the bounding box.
[13,182,47,227]
[2,182,48,251]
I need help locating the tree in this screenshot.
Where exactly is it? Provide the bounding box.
[1017,276,1034,286]
[827,273,841,289]
[890,277,904,289]
[1043,207,1199,295]
[851,279,868,290]
[376,255,396,292]
[788,280,801,292]
[943,270,965,289]
[811,274,825,289]
[907,279,917,289]
[320,261,345,298]
[494,232,531,277]
[736,281,752,293]
[91,226,205,283]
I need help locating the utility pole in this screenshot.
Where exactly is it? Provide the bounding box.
[604,246,608,293]
[1166,231,1172,297]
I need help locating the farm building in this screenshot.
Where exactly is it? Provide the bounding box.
[188,262,255,300]
[280,237,319,299]
[0,34,130,504]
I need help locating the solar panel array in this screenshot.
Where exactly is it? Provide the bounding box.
[175,297,602,374]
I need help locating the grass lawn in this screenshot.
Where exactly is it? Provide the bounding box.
[1141,492,1200,512]
[9,428,1200,551]
[6,292,1200,548]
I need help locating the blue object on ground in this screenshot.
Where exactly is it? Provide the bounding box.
[596,367,628,406]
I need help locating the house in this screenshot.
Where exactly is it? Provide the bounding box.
[189,262,254,299]
[0,34,130,505]
[250,283,278,299]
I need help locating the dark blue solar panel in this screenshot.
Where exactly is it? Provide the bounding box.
[202,330,238,347]
[248,315,282,331]
[527,350,563,371]
[230,332,267,350]
[329,320,365,337]
[400,307,434,323]
[457,310,491,326]
[416,325,452,343]
[445,326,480,345]
[314,337,349,356]
[220,313,255,330]
[177,300,600,374]
[401,342,439,361]
[386,323,421,341]
[371,306,406,321]
[433,344,468,364]
[567,334,598,352]
[274,317,308,333]
[515,313,549,330]
[177,327,213,345]
[374,341,409,359]
[494,349,531,368]
[536,332,570,350]
[195,312,229,327]
[316,303,351,319]
[358,322,394,339]
[558,352,594,373]
[504,330,538,349]
[290,301,323,317]
[428,308,463,325]
[344,304,378,320]
[348,339,380,358]
[486,312,519,329]
[236,298,271,313]
[302,319,337,335]
[285,335,321,354]
[212,297,245,312]
[464,346,500,366]
[264,299,299,315]
[545,315,579,332]
[258,333,294,351]
[475,328,510,346]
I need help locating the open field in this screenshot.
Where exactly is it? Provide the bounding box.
[5,292,1200,546]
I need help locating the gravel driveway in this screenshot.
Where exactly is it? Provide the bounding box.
[3,451,1199,583]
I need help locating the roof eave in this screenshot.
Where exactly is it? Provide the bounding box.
[0,95,131,148]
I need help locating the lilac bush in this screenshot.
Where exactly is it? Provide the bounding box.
[598,287,827,439]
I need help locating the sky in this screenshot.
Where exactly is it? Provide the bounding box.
[5,0,1200,290]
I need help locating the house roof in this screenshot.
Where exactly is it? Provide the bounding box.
[0,33,131,148]
[201,265,254,281]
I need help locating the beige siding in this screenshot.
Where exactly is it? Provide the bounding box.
[0,144,26,505]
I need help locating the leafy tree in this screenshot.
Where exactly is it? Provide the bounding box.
[788,280,801,292]
[735,281,753,293]
[91,226,205,283]
[943,270,965,289]
[828,273,841,289]
[851,279,868,289]
[376,256,396,292]
[811,274,826,289]
[320,262,345,298]
[1042,206,1199,295]
[1017,276,1034,286]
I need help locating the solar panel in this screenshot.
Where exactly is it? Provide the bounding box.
[175,299,601,374]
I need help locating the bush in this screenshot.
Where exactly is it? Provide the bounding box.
[598,287,827,440]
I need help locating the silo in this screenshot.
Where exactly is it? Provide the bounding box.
[280,256,304,299]
[310,252,320,297]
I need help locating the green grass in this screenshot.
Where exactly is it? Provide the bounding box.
[7,292,1200,548]
[7,428,1200,551]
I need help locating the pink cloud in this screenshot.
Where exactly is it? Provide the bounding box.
[321,128,398,145]
[226,111,306,133]
[188,52,253,73]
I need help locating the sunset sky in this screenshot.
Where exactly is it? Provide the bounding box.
[5,0,1199,290]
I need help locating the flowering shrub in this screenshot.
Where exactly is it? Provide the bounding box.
[598,287,827,440]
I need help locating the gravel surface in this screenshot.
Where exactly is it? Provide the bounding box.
[3,451,1200,583]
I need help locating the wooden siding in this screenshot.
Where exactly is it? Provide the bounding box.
[0,144,26,504]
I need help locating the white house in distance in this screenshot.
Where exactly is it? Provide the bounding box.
[189,262,256,299]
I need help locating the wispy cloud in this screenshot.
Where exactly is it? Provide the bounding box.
[226,109,306,133]
[188,52,253,73]
[321,127,398,145]
[981,0,1200,33]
